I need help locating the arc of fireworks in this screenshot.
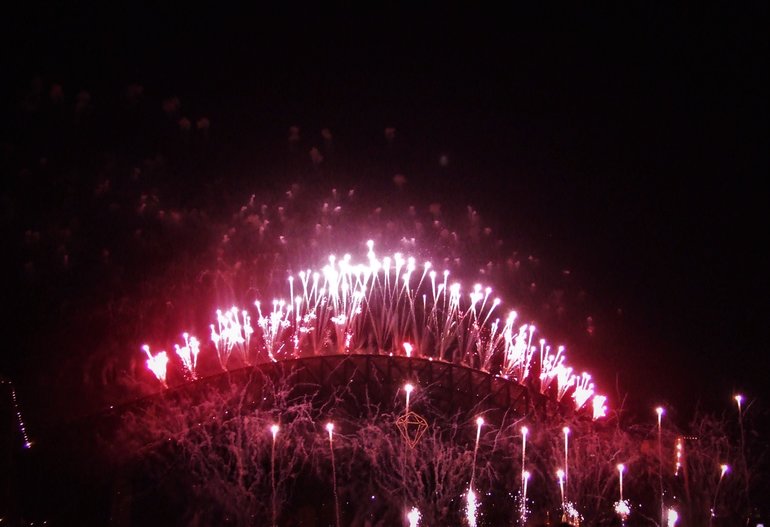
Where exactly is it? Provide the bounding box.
[144,243,609,414]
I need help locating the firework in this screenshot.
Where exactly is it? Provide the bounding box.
[1,379,32,448]
[592,395,607,420]
[667,507,679,526]
[404,383,414,413]
[270,424,279,527]
[407,507,421,527]
[154,244,606,415]
[174,332,200,379]
[521,470,530,521]
[563,426,570,502]
[142,345,169,387]
[326,422,341,527]
[709,464,729,527]
[210,307,253,368]
[656,406,665,527]
[615,463,629,521]
[465,488,478,527]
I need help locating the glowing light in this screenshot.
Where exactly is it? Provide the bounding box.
[667,508,679,526]
[327,421,341,527]
[592,395,608,419]
[465,488,478,527]
[174,332,200,379]
[614,499,630,521]
[572,373,595,409]
[675,437,683,475]
[562,426,571,503]
[711,464,730,525]
[142,345,169,386]
[407,507,421,527]
[270,424,280,439]
[403,342,413,358]
[211,306,253,367]
[520,426,528,488]
[404,383,414,412]
[557,468,565,506]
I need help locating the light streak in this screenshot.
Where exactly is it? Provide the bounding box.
[326,422,340,527]
[404,383,414,413]
[657,406,665,527]
[710,464,729,527]
[270,424,279,527]
[2,379,32,448]
[615,463,630,520]
[563,426,570,501]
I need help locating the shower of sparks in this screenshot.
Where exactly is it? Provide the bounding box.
[174,332,201,379]
[407,507,421,527]
[2,379,32,448]
[145,243,608,414]
[614,499,630,521]
[521,470,530,520]
[465,488,478,527]
[592,395,607,420]
[142,345,169,386]
[564,502,581,525]
[211,306,253,367]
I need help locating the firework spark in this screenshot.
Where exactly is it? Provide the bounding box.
[407,506,421,527]
[174,332,200,379]
[142,345,169,387]
[465,488,478,527]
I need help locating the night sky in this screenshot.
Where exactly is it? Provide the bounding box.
[1,5,767,426]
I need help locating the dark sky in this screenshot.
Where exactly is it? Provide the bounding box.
[1,5,767,420]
